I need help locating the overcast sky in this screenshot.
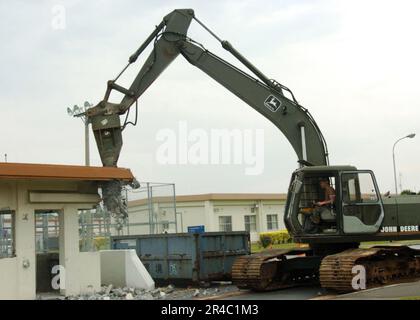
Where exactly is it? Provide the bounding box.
[1,0,419,195]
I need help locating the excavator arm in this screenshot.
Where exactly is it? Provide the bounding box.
[85,8,329,217]
[86,8,328,168]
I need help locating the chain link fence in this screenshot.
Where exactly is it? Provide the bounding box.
[78,182,177,252]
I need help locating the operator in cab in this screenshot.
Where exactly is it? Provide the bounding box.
[303,178,336,234]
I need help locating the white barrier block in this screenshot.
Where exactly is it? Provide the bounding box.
[125,250,155,291]
[100,250,155,291]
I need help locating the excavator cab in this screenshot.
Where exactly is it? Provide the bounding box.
[284,166,385,243]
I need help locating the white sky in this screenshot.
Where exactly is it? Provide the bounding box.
[1,0,419,195]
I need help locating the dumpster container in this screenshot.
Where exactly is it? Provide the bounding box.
[111,232,250,284]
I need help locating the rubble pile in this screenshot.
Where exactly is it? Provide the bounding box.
[63,283,238,300]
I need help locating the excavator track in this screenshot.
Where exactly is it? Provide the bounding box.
[232,248,317,291]
[320,246,420,292]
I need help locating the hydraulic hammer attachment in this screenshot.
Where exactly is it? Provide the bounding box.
[91,113,123,167]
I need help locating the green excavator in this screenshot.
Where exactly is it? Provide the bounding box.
[82,9,420,292]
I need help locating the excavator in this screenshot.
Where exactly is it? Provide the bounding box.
[82,9,420,292]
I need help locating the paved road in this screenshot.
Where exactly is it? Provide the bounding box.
[223,286,325,300]
[333,280,420,300]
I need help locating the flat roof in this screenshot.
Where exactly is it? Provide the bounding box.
[174,193,287,201]
[0,162,134,182]
[129,193,287,206]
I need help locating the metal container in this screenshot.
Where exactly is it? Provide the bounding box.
[111,232,250,284]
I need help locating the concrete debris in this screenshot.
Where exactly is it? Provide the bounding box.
[140,293,154,300]
[135,288,145,295]
[101,180,128,219]
[105,284,113,295]
[151,288,161,297]
[125,293,134,300]
[165,284,175,293]
[63,283,239,300]
[112,288,125,297]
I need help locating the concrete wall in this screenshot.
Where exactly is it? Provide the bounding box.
[0,180,101,299]
[0,258,18,299]
[58,204,101,296]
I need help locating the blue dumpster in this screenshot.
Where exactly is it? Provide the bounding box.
[111,232,250,284]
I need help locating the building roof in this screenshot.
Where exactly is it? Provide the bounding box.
[174,193,287,201]
[0,162,134,182]
[129,193,287,207]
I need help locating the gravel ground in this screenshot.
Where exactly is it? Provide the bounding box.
[46,283,239,300]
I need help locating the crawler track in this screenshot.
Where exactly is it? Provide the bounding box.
[232,248,317,291]
[320,246,420,292]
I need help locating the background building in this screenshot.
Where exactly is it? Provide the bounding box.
[127,194,287,242]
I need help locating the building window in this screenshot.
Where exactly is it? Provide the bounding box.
[219,216,232,232]
[244,215,256,232]
[35,210,60,253]
[267,214,279,230]
[0,210,15,258]
[78,208,111,252]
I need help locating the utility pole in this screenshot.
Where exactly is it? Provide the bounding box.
[84,116,90,166]
[67,101,93,166]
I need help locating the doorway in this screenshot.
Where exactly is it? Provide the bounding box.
[34,210,60,294]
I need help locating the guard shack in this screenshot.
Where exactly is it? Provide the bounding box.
[0,163,134,299]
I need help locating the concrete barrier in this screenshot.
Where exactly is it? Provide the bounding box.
[100,250,154,290]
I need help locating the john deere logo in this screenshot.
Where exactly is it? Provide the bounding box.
[264,95,282,112]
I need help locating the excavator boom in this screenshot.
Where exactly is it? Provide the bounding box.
[86,8,328,168]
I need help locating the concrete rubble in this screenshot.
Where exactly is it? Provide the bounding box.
[61,283,238,300]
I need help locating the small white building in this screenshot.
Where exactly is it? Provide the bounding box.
[0,162,137,299]
[128,193,287,242]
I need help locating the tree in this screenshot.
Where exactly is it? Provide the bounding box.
[401,190,416,195]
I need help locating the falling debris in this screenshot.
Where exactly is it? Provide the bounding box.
[101,180,128,219]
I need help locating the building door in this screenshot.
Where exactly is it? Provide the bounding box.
[340,171,384,234]
[34,210,61,294]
